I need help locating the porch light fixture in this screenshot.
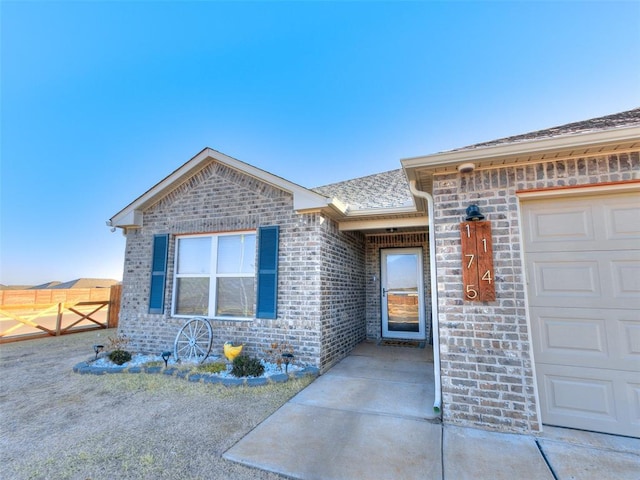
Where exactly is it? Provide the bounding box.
[161,351,172,367]
[281,353,294,374]
[93,344,104,360]
[465,204,485,221]
[458,162,476,173]
[386,228,397,233]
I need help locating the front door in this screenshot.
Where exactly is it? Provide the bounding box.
[381,248,425,340]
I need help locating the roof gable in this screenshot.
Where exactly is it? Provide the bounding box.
[109,148,334,229]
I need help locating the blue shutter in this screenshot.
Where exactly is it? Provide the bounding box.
[256,226,279,319]
[149,234,169,314]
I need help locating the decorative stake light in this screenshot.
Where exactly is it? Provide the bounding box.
[281,353,294,374]
[161,351,172,368]
[93,344,104,360]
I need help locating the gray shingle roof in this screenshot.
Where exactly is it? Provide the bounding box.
[453,107,640,152]
[312,169,413,210]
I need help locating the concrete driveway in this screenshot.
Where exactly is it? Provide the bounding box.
[225,342,640,479]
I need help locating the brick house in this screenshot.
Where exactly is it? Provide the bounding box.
[109,108,640,437]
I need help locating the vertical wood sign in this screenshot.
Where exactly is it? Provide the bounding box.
[460,221,495,302]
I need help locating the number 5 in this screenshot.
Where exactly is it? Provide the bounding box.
[466,285,478,299]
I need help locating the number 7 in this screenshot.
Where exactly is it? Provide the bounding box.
[466,254,475,269]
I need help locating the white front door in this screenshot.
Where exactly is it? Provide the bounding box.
[381,248,425,340]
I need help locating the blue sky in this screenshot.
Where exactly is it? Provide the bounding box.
[1,1,639,285]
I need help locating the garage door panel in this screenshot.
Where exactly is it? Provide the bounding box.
[529,258,599,302]
[604,199,640,242]
[524,194,640,252]
[522,191,640,437]
[528,251,640,309]
[533,309,607,360]
[613,260,640,300]
[525,203,595,251]
[621,319,640,361]
[537,364,640,437]
[531,307,640,371]
[540,367,615,420]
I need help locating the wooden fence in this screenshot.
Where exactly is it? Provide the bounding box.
[0,285,121,343]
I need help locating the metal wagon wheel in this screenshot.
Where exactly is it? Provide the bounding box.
[174,317,213,364]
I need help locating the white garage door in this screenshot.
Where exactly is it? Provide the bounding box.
[522,190,640,438]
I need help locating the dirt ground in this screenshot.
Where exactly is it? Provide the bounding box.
[0,329,314,480]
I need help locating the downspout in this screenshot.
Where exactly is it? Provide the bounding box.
[409,180,442,414]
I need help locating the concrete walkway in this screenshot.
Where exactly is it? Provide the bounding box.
[224,342,640,479]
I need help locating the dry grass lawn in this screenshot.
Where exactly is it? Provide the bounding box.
[0,329,314,479]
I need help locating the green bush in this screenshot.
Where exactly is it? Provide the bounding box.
[195,362,227,374]
[108,349,132,365]
[231,355,264,378]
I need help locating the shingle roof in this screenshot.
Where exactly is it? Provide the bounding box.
[453,107,640,152]
[312,169,413,211]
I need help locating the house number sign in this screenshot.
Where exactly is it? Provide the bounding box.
[460,221,495,302]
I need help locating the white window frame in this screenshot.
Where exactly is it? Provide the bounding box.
[172,231,257,320]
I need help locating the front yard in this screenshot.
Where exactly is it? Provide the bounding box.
[0,329,314,479]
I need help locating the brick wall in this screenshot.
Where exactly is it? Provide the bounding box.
[318,218,366,371]
[432,151,639,433]
[119,160,326,367]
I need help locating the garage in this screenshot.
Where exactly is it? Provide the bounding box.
[521,188,640,437]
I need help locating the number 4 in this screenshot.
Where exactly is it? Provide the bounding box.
[482,270,492,283]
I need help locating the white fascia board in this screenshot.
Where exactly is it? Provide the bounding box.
[339,215,428,231]
[109,147,330,228]
[401,126,640,169]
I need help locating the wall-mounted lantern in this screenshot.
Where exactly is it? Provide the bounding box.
[465,204,485,221]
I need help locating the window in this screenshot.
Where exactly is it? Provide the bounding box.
[173,232,256,319]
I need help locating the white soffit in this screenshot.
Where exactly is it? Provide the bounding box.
[339,215,428,231]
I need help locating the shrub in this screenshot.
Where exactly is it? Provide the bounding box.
[108,349,132,365]
[231,355,264,378]
[106,334,132,365]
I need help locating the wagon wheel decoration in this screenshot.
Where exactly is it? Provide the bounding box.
[173,317,213,364]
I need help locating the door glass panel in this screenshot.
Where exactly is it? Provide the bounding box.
[387,293,420,332]
[386,254,419,333]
